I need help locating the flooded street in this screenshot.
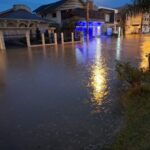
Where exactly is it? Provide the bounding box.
[0,35,150,150]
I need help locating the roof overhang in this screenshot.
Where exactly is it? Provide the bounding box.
[98,6,118,13]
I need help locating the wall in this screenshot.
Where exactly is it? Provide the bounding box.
[46,11,62,24]
[125,15,142,34]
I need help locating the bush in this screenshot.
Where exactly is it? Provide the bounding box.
[109,61,150,150]
[116,61,144,88]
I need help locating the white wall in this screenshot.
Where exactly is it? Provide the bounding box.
[46,11,62,24]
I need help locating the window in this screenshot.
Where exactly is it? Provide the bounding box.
[105,14,110,22]
[52,13,56,18]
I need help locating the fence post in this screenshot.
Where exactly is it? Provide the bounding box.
[61,32,64,44]
[0,31,6,50]
[80,32,84,43]
[41,33,45,46]
[26,31,31,47]
[71,32,74,43]
[54,33,57,45]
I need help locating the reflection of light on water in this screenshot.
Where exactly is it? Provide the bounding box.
[140,37,150,69]
[116,37,122,60]
[89,38,108,106]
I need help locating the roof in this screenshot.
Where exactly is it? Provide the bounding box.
[0,7,48,22]
[34,0,85,14]
[98,6,118,13]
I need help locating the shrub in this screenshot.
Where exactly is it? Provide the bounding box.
[116,61,143,88]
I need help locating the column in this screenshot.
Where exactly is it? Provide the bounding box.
[26,31,31,47]
[0,31,6,50]
[71,32,74,43]
[41,33,45,46]
[61,32,64,44]
[54,33,57,45]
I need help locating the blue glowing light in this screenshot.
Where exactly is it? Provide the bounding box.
[75,21,103,38]
[75,21,102,27]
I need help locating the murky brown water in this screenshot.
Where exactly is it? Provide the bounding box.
[0,35,150,150]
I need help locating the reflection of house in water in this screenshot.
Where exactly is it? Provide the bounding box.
[0,51,6,88]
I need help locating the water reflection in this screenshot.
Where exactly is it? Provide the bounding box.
[89,38,108,106]
[0,35,148,150]
[0,50,7,88]
[27,47,33,63]
[140,36,150,69]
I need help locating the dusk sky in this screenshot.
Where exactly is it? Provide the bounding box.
[0,0,132,11]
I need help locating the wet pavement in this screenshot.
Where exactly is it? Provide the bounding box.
[0,35,150,150]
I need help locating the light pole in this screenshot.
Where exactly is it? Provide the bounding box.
[86,0,89,38]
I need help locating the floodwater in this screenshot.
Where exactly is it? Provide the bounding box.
[0,35,150,150]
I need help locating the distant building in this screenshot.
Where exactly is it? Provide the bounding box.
[125,14,150,34]
[142,13,150,33]
[98,7,118,34]
[116,6,150,34]
[34,0,117,37]
[0,4,55,36]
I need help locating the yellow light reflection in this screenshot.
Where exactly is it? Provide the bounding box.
[89,38,108,106]
[140,36,150,69]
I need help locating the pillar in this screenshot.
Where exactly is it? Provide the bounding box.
[41,33,45,46]
[0,31,6,50]
[54,33,57,45]
[71,32,74,43]
[61,32,64,44]
[80,32,84,42]
[26,31,31,47]
[114,24,117,33]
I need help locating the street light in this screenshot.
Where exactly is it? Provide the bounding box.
[86,0,89,38]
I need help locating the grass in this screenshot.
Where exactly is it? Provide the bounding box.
[112,86,150,150]
[104,62,150,150]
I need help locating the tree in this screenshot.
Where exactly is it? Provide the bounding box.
[130,0,150,15]
[118,6,129,36]
[118,0,150,36]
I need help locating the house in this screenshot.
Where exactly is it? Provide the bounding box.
[98,7,118,35]
[0,4,55,37]
[142,13,150,33]
[34,0,85,25]
[116,5,150,34]
[34,0,118,37]
[124,14,150,34]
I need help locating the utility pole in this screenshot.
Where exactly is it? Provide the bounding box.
[86,0,89,38]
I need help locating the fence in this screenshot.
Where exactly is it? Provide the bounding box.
[0,30,83,50]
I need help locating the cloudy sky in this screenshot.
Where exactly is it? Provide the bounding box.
[0,0,132,11]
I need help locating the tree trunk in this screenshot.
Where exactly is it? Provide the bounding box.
[140,13,143,34]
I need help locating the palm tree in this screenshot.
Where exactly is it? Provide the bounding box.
[131,0,150,14]
[128,0,150,33]
[118,0,150,36]
[86,0,90,37]
[118,5,130,36]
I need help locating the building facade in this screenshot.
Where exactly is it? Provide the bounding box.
[34,0,117,37]
[0,4,54,37]
[116,7,150,35]
[125,13,150,34]
[142,13,150,33]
